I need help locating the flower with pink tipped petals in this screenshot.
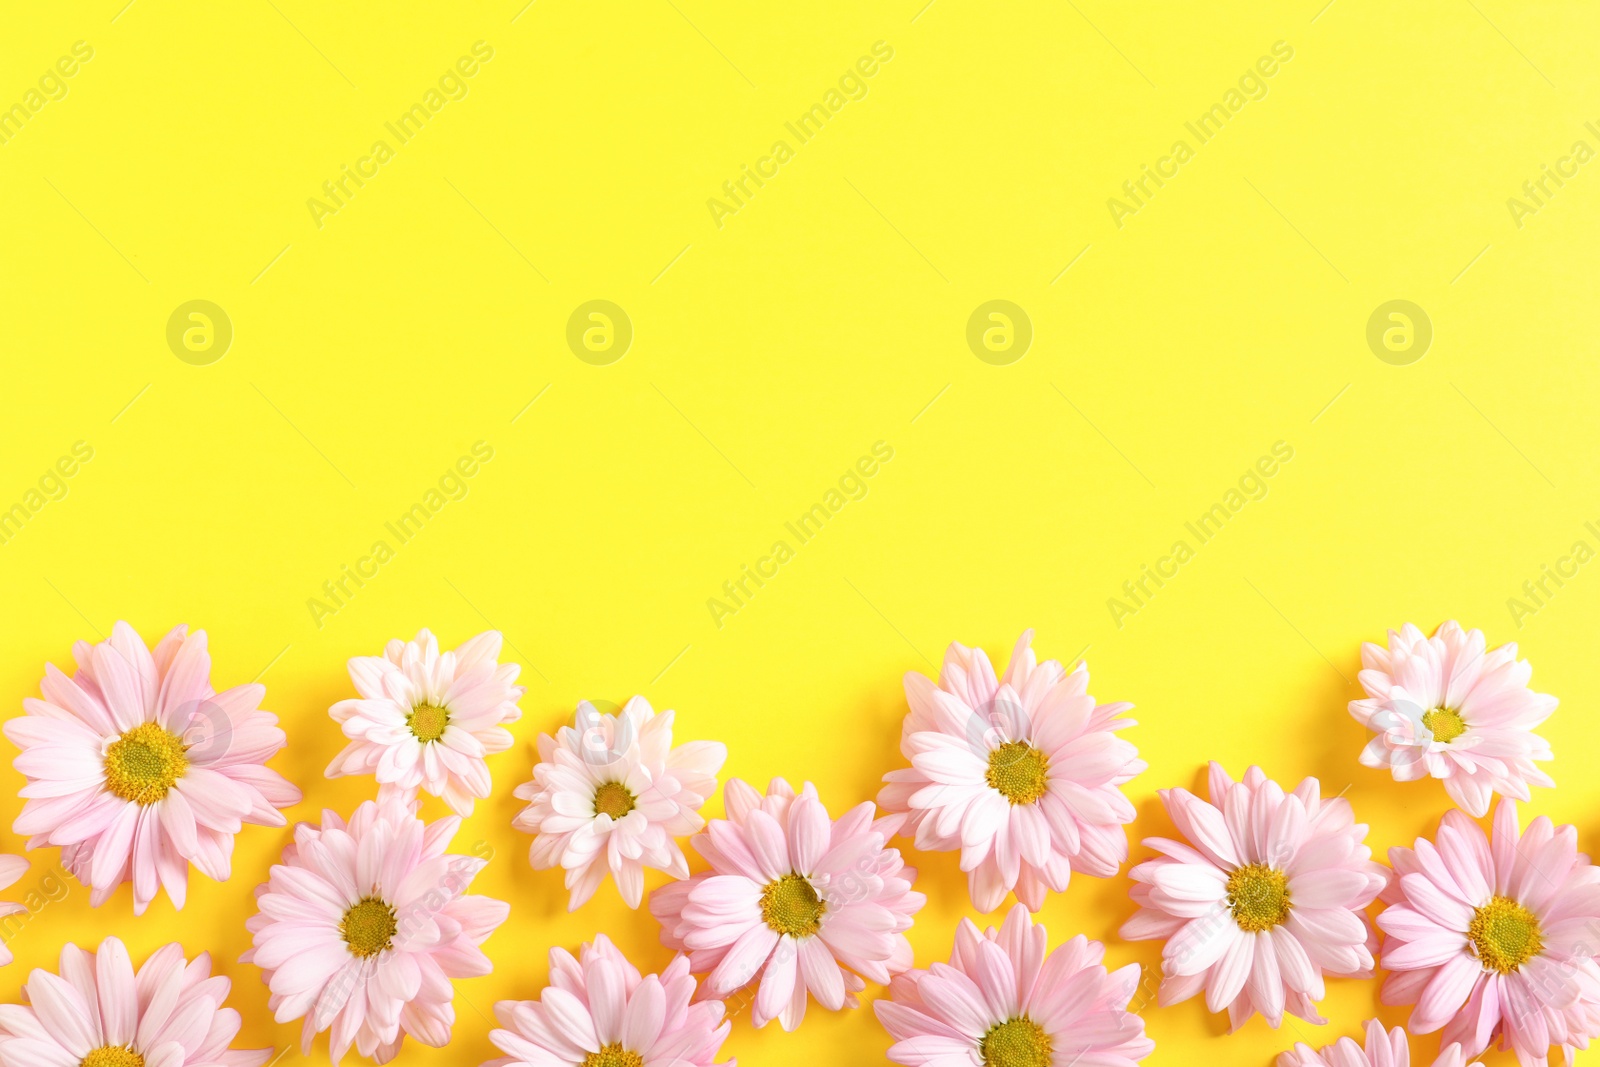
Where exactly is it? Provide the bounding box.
[243,797,510,1065]
[0,935,272,1066]
[325,628,523,816]
[6,621,303,914]
[875,903,1154,1067]
[649,777,924,1031]
[513,696,726,909]
[1377,799,1600,1066]
[1350,621,1555,817]
[1121,762,1387,1030]
[877,630,1144,913]
[482,933,734,1067]
[1278,1019,1482,1067]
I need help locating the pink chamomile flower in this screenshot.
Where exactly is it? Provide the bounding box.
[1121,762,1387,1030]
[1278,1019,1482,1067]
[242,797,510,1065]
[875,903,1154,1067]
[6,621,302,914]
[482,933,733,1067]
[1377,799,1600,1066]
[326,628,524,817]
[1350,621,1555,817]
[649,777,924,1032]
[878,630,1145,913]
[0,935,272,1067]
[513,696,726,910]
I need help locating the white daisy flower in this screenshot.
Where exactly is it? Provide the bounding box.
[514,696,726,909]
[325,628,523,816]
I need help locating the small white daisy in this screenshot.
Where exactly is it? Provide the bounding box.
[325,628,523,816]
[1349,621,1556,816]
[514,696,726,909]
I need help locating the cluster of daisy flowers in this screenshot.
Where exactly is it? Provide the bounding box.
[0,618,1585,1066]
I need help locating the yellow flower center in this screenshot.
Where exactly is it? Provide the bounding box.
[102,722,188,805]
[985,741,1050,805]
[980,1017,1053,1067]
[1423,707,1467,744]
[406,702,449,742]
[1227,863,1291,932]
[760,873,824,937]
[1469,895,1543,973]
[581,1045,645,1067]
[593,781,636,818]
[340,896,398,958]
[81,1049,145,1067]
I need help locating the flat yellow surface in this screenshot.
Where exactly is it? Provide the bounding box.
[2,1,1599,1064]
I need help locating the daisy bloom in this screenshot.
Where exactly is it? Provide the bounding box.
[513,696,726,910]
[649,777,924,1031]
[483,933,733,1067]
[243,797,510,1064]
[1377,799,1600,1065]
[1349,621,1555,817]
[7,621,302,914]
[1120,762,1387,1030]
[1278,1019,1481,1067]
[0,935,271,1066]
[877,630,1144,913]
[326,628,523,816]
[875,904,1154,1067]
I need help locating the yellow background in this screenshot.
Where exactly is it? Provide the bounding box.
[2,0,1599,1063]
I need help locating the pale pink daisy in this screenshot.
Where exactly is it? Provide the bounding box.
[877,630,1144,913]
[1350,621,1555,817]
[325,628,524,816]
[1121,762,1387,1030]
[875,903,1154,1067]
[483,933,734,1067]
[0,935,271,1067]
[1377,799,1600,1065]
[649,777,924,1031]
[6,621,302,914]
[1278,1019,1481,1067]
[513,696,726,909]
[243,797,510,1065]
